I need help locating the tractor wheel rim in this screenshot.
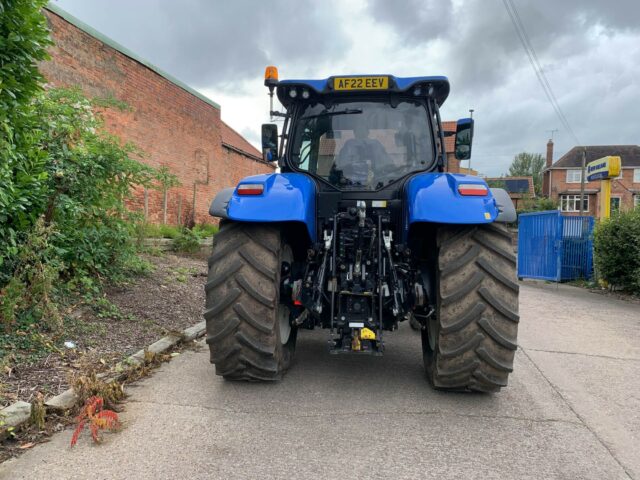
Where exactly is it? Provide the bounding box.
[279,305,291,345]
[279,244,293,345]
[427,316,437,351]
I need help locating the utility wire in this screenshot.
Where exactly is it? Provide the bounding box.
[509,3,576,142]
[502,0,581,145]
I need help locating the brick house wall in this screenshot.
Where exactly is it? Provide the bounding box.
[547,168,639,216]
[40,5,272,226]
[543,144,640,216]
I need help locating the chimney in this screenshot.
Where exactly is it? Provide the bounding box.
[546,139,554,168]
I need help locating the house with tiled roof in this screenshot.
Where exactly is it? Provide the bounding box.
[542,141,640,215]
[484,176,535,209]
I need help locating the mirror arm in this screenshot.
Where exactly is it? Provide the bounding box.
[278,112,291,167]
[431,97,447,172]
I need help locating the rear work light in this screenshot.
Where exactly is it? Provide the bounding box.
[458,183,489,196]
[237,183,264,195]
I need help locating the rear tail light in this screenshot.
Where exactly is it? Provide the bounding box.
[458,184,488,196]
[237,183,264,195]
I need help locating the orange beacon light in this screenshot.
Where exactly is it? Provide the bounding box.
[264,66,279,88]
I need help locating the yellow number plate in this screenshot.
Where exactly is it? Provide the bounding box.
[333,76,389,91]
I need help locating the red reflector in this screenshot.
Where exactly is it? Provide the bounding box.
[237,183,264,195]
[293,300,302,306]
[458,184,488,196]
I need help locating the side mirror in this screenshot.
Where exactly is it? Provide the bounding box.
[454,117,474,160]
[261,124,278,162]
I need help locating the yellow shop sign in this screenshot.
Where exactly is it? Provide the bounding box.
[586,156,621,182]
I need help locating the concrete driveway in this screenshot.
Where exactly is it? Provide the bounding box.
[1,283,639,479]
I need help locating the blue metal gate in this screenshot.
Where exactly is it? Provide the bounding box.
[517,210,594,281]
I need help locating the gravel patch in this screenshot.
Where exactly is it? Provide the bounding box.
[0,253,207,407]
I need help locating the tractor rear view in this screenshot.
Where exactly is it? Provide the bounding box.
[205,67,519,391]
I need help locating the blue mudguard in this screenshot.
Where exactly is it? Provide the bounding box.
[226,173,317,241]
[404,173,498,235]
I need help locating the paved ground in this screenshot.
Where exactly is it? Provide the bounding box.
[1,282,639,479]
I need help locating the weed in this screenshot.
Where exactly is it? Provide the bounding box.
[69,371,124,410]
[171,228,202,254]
[0,219,63,331]
[92,297,130,321]
[121,350,170,383]
[70,396,120,447]
[30,393,46,430]
[192,223,218,238]
[138,223,182,239]
[172,266,192,283]
[145,246,164,257]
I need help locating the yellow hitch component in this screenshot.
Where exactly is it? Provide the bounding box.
[351,334,361,351]
[360,327,376,340]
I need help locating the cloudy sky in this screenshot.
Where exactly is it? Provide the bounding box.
[53,0,640,176]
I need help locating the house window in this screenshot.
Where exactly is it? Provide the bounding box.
[634,169,640,183]
[566,169,582,183]
[610,197,621,214]
[560,194,588,212]
[634,195,640,209]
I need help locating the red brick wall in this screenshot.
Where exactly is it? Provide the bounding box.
[40,9,272,225]
[548,168,638,216]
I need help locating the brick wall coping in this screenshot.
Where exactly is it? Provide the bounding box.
[45,3,221,111]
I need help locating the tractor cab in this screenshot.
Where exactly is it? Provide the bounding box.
[261,68,474,193]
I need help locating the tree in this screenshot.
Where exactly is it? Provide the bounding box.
[507,152,545,196]
[0,0,51,128]
[0,0,52,275]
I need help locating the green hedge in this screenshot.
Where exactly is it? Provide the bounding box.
[594,209,640,294]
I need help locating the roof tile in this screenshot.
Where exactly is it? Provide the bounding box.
[221,121,262,160]
[550,145,640,169]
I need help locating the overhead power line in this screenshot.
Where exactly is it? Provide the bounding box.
[502,0,581,145]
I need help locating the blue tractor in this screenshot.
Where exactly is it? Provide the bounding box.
[205,68,519,391]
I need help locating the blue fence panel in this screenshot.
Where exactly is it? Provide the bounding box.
[517,210,593,282]
[517,211,561,280]
[559,216,594,281]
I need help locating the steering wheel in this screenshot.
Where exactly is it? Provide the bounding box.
[376,163,398,177]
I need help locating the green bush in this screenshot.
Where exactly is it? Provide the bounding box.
[1,0,52,274]
[594,209,640,294]
[138,222,217,241]
[192,223,218,238]
[0,4,160,366]
[0,0,51,124]
[517,197,558,213]
[139,223,182,239]
[0,88,155,327]
[0,219,62,329]
[171,228,202,254]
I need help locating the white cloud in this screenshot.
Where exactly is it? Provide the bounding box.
[56,0,640,176]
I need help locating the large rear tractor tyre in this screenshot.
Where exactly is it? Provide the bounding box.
[422,223,519,392]
[204,221,297,381]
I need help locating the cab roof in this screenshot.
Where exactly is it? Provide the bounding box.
[276,75,450,108]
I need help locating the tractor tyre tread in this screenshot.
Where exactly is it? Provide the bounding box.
[205,221,293,381]
[425,223,519,392]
